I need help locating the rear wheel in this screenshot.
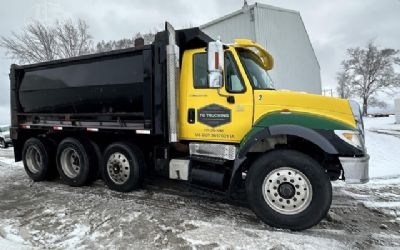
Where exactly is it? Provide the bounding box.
[102,142,145,192]
[246,149,332,230]
[22,137,55,181]
[56,137,98,187]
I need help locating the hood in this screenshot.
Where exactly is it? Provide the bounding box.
[254,90,357,129]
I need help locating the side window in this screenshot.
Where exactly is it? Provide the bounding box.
[192,51,245,92]
[225,53,245,93]
[193,53,208,88]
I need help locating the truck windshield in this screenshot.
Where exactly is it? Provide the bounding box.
[236,48,274,90]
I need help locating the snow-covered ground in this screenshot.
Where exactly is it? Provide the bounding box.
[364,116,400,178]
[0,116,399,249]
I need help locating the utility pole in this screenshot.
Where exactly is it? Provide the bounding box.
[322,89,333,97]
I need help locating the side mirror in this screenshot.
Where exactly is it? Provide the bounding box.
[208,40,224,88]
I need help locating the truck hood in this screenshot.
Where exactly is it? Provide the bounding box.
[254,90,357,129]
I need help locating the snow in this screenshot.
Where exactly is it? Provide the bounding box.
[178,220,346,250]
[364,116,400,179]
[0,222,32,250]
[59,224,91,249]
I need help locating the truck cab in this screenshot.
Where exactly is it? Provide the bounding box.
[178,37,368,180]
[10,23,369,231]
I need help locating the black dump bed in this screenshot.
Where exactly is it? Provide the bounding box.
[11,46,160,133]
[9,26,212,136]
[19,50,147,114]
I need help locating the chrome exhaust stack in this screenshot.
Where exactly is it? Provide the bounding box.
[165,22,180,142]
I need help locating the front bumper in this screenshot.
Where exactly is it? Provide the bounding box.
[339,155,370,184]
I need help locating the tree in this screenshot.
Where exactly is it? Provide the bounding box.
[55,19,92,58]
[0,21,58,63]
[337,41,400,114]
[94,31,157,53]
[336,72,352,99]
[94,38,134,53]
[0,19,92,64]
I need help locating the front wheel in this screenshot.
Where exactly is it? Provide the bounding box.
[245,149,332,230]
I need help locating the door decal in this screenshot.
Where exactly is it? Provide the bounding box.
[198,104,231,127]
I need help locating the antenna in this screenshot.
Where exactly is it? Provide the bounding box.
[243,0,250,12]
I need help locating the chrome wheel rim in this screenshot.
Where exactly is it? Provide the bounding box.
[262,167,313,215]
[107,152,130,185]
[26,145,42,174]
[0,140,5,148]
[60,147,81,178]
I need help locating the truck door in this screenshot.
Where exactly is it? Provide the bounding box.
[179,48,254,143]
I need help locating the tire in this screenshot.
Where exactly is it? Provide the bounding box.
[245,149,332,230]
[56,137,98,187]
[0,139,6,149]
[102,142,146,192]
[22,137,55,181]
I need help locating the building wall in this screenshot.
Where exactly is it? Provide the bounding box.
[201,4,322,94]
[200,10,256,43]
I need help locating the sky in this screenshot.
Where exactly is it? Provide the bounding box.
[0,0,399,124]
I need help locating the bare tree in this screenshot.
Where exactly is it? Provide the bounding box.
[336,72,352,99]
[141,32,156,45]
[94,38,134,53]
[0,21,58,63]
[337,41,400,114]
[0,19,93,64]
[55,19,92,58]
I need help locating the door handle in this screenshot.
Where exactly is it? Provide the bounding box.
[227,96,235,104]
[188,108,195,123]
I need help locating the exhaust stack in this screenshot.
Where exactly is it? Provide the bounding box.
[166,22,180,142]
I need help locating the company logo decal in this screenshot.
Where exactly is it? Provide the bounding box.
[198,104,231,127]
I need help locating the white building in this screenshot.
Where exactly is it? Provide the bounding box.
[201,2,322,94]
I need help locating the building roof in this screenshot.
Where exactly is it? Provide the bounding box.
[201,3,299,29]
[200,2,320,69]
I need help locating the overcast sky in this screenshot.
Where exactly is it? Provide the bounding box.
[0,0,399,124]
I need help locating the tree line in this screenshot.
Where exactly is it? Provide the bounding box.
[0,19,156,64]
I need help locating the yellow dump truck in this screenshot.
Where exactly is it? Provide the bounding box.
[10,23,369,230]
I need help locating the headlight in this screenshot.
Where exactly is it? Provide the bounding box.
[334,130,364,149]
[349,100,364,135]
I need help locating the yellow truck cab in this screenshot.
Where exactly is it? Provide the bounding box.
[10,23,369,230]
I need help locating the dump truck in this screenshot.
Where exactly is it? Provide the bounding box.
[9,23,369,230]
